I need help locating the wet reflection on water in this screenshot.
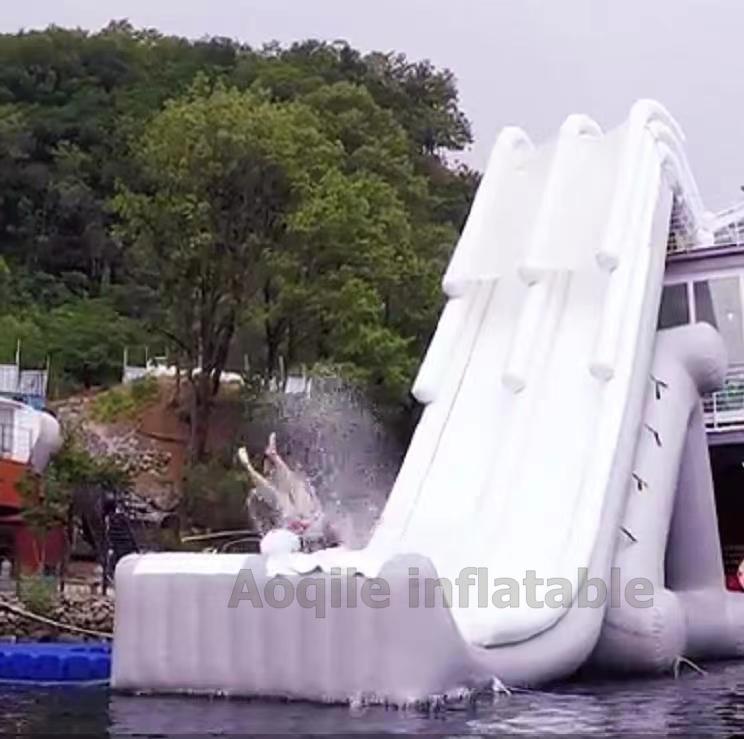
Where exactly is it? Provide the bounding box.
[3,660,744,734]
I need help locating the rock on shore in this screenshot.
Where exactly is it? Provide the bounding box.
[0,592,113,641]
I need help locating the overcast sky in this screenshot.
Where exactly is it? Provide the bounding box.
[3,0,743,210]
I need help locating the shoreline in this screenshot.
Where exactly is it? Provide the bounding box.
[0,593,113,642]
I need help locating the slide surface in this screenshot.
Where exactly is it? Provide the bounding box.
[266,100,708,648]
[114,101,729,703]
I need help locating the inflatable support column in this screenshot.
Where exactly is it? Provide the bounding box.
[591,322,744,672]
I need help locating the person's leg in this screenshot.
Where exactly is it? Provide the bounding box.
[237,447,293,514]
[265,433,298,502]
[265,435,325,523]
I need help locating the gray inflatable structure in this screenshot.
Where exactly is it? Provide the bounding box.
[0,396,62,473]
[112,100,744,702]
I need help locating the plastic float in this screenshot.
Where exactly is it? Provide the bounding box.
[112,100,744,703]
[0,642,111,684]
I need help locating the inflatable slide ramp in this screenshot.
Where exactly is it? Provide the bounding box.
[112,101,740,703]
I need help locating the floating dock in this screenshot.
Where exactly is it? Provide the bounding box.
[0,642,110,684]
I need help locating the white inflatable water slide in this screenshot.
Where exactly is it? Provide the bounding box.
[113,100,744,702]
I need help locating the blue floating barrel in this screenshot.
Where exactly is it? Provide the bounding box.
[29,654,62,681]
[0,642,111,684]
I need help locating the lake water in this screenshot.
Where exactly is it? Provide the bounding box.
[2,660,744,735]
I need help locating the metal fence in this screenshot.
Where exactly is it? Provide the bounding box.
[0,365,19,396]
[668,198,744,255]
[17,370,48,398]
[0,364,48,402]
[703,365,744,432]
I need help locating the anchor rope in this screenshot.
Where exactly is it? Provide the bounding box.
[0,600,113,640]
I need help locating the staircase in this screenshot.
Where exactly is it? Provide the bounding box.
[106,511,139,563]
[73,487,141,590]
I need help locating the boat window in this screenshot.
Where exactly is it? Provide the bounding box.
[694,277,744,364]
[0,407,12,455]
[658,283,690,329]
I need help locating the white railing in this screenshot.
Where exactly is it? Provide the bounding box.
[666,196,701,254]
[709,225,744,251]
[0,365,19,395]
[17,370,48,398]
[0,365,48,400]
[668,198,744,254]
[122,365,149,384]
[704,365,744,432]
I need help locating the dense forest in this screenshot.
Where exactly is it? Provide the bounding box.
[0,21,477,457]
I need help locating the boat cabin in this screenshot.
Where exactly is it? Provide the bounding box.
[0,397,65,575]
[663,202,744,585]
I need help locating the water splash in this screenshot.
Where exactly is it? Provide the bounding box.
[248,377,404,548]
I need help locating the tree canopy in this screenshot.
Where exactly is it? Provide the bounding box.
[0,22,478,457]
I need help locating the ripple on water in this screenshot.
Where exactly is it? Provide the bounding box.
[3,661,744,734]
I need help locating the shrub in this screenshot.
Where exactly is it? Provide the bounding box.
[17,575,57,617]
[129,376,159,404]
[182,458,251,532]
[46,433,132,492]
[90,377,159,422]
[17,433,131,574]
[90,387,135,422]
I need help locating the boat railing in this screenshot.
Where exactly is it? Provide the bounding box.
[704,364,744,432]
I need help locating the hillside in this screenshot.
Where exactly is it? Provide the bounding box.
[53,378,244,510]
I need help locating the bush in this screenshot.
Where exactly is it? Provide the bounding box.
[48,433,131,491]
[90,377,159,422]
[182,458,251,532]
[19,432,131,520]
[17,575,57,617]
[90,387,135,422]
[17,433,131,575]
[129,376,159,404]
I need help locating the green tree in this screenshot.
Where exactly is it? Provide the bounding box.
[0,297,147,390]
[18,432,130,573]
[17,472,70,576]
[275,169,419,398]
[42,298,145,388]
[114,80,341,459]
[0,256,10,311]
[0,24,477,436]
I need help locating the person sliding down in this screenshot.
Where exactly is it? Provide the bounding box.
[237,442,293,521]
[237,434,328,550]
[264,432,323,526]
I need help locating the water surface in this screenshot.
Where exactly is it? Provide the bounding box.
[3,661,744,734]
